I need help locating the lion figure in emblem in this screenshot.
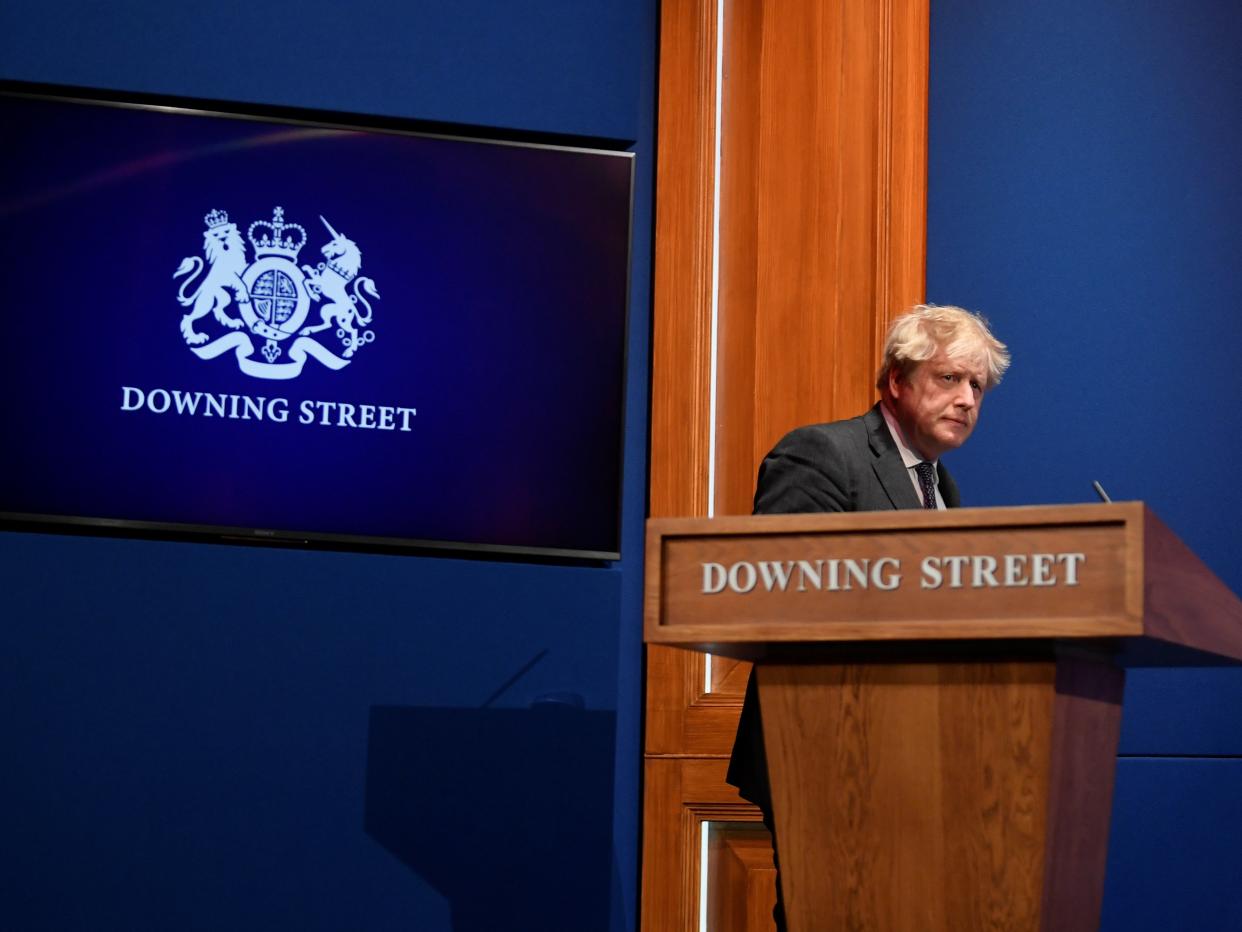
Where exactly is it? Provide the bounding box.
[300,216,380,358]
[173,210,249,345]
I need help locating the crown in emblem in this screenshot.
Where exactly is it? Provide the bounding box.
[247,206,307,261]
[204,208,231,229]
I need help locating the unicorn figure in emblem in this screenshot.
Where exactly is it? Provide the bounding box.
[300,216,380,357]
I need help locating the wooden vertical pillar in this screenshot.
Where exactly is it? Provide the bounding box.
[643,0,931,928]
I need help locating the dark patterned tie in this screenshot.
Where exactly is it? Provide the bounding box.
[915,461,938,509]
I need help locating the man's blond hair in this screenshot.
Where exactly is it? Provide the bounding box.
[875,304,1010,391]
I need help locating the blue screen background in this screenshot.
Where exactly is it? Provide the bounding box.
[1,94,632,555]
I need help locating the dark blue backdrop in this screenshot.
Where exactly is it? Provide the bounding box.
[930,2,1242,928]
[0,2,655,930]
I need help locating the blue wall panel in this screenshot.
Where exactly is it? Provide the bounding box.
[0,0,646,140]
[1102,759,1242,931]
[0,2,655,930]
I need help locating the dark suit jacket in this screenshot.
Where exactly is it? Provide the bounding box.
[725,403,960,809]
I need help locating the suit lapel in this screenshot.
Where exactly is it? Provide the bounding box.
[865,404,923,510]
[938,462,961,508]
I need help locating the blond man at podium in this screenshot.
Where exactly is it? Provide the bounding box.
[727,303,1010,930]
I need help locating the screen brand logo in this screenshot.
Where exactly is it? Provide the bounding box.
[173,207,382,380]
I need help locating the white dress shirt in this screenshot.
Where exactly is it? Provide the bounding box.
[879,402,945,509]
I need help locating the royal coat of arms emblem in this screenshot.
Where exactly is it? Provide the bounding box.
[173,206,380,379]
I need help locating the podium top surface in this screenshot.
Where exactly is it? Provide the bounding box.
[643,502,1242,665]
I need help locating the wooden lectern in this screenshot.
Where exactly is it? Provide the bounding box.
[644,503,1242,932]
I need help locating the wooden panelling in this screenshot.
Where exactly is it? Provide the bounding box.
[714,0,764,518]
[878,0,931,333]
[645,641,745,757]
[707,823,778,932]
[649,0,717,522]
[709,654,751,695]
[713,0,931,518]
[640,758,765,932]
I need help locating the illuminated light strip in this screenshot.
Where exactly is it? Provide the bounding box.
[703,0,726,697]
[701,5,728,920]
[706,0,724,522]
[699,820,711,932]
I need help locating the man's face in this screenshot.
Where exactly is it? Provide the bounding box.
[886,350,987,460]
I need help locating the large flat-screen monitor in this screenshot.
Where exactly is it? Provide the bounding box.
[0,84,633,560]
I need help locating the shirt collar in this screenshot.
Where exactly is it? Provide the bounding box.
[879,402,936,471]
